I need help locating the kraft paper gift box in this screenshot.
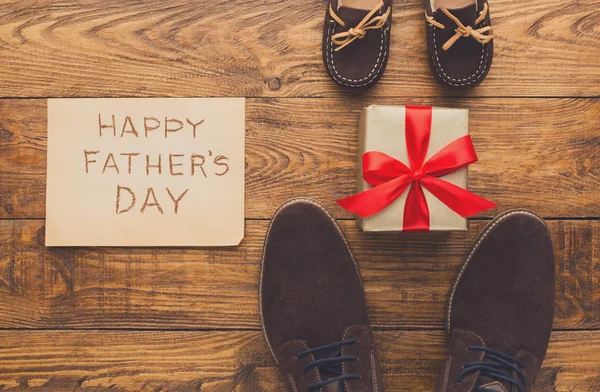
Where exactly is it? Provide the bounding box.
[338,105,496,232]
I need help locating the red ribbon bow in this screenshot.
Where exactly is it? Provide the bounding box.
[337,106,496,231]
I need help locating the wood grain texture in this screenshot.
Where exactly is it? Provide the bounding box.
[0,0,598,387]
[1,97,598,219]
[0,219,596,330]
[0,329,597,391]
[0,0,598,98]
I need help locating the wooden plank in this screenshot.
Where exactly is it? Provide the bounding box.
[1,98,598,219]
[0,0,598,98]
[0,219,596,330]
[0,329,596,391]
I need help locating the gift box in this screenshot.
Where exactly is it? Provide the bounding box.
[338,105,496,232]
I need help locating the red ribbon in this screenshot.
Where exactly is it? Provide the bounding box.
[337,105,497,231]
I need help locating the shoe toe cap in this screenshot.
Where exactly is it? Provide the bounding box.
[260,199,368,349]
[449,210,555,358]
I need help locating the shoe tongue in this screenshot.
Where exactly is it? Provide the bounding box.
[324,383,341,392]
[336,6,375,27]
[436,3,478,26]
[480,381,510,392]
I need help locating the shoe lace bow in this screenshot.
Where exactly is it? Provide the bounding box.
[426,3,493,51]
[330,0,391,51]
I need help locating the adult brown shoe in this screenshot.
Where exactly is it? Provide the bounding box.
[435,210,555,392]
[323,0,392,88]
[425,0,493,90]
[260,198,384,392]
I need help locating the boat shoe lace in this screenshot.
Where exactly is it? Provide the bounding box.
[426,3,493,51]
[330,0,391,51]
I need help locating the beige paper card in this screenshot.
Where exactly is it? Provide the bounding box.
[46,98,245,247]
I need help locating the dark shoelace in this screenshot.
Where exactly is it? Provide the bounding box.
[458,346,527,392]
[296,338,360,391]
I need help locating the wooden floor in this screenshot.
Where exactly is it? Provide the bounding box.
[0,0,598,391]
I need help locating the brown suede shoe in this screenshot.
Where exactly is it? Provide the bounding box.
[435,210,555,392]
[260,199,384,392]
[425,0,493,90]
[323,0,392,88]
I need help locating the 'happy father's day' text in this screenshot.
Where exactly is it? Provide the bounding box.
[83,114,230,215]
